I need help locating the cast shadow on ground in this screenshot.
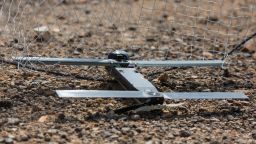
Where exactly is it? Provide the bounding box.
[65,105,244,123]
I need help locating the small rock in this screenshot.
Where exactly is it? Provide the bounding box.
[136,127,143,133]
[56,113,66,122]
[191,75,198,79]
[162,13,169,19]
[239,139,250,144]
[167,133,175,139]
[38,115,49,123]
[252,130,256,140]
[156,73,169,82]
[34,26,49,32]
[203,51,213,59]
[110,134,119,139]
[37,133,44,139]
[107,110,117,119]
[7,88,18,95]
[12,43,24,51]
[110,119,116,124]
[79,80,88,87]
[210,117,220,122]
[103,131,112,137]
[200,16,219,24]
[73,0,88,4]
[146,36,156,42]
[73,49,81,55]
[0,137,4,143]
[74,127,82,133]
[51,27,60,33]
[0,37,6,46]
[19,135,30,142]
[243,39,256,53]
[210,140,221,144]
[159,46,169,51]
[59,131,68,139]
[7,118,20,125]
[208,16,219,23]
[144,135,152,141]
[252,53,256,60]
[202,89,211,92]
[128,26,137,31]
[131,114,140,120]
[145,140,153,144]
[150,46,156,50]
[73,48,83,55]
[34,26,53,42]
[121,127,131,133]
[85,9,91,15]
[222,69,230,77]
[223,80,236,87]
[0,100,12,108]
[44,134,51,142]
[111,128,121,134]
[47,129,58,134]
[227,115,234,121]
[179,130,191,137]
[44,90,55,95]
[172,131,180,136]
[5,137,14,144]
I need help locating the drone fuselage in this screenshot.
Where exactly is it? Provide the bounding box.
[106,66,165,105]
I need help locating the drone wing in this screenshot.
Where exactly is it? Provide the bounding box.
[14,57,224,67]
[56,90,162,98]
[163,92,248,100]
[129,60,224,67]
[14,57,129,66]
[56,90,248,100]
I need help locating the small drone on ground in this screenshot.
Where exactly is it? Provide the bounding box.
[15,50,248,113]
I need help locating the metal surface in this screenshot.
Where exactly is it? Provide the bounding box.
[14,57,224,67]
[131,60,224,67]
[57,90,248,100]
[56,90,162,98]
[111,68,159,92]
[14,57,129,66]
[163,92,248,100]
[14,56,248,101]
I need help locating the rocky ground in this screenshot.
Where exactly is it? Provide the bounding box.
[0,0,256,143]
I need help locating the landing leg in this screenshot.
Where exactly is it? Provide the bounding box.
[114,97,164,114]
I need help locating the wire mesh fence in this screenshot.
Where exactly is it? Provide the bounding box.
[0,0,255,121]
[0,0,255,68]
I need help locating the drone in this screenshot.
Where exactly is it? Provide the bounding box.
[15,50,248,113]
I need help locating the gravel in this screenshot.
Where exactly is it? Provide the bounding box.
[252,131,256,140]
[7,118,20,125]
[179,130,191,137]
[0,0,255,143]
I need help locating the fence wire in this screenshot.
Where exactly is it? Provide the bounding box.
[0,0,255,70]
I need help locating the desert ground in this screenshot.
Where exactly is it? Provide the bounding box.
[0,0,256,143]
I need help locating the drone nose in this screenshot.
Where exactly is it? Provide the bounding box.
[108,50,129,61]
